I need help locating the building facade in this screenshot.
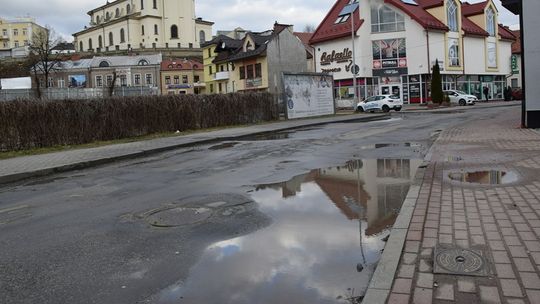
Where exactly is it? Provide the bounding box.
[310,0,515,104]
[160,58,204,94]
[0,17,47,55]
[507,30,521,89]
[202,23,309,96]
[73,0,213,53]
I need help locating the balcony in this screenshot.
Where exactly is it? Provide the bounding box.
[213,71,230,81]
[0,35,9,40]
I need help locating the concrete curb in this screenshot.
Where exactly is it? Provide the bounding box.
[401,101,519,114]
[0,114,389,185]
[361,130,440,304]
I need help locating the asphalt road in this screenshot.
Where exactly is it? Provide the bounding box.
[0,106,514,304]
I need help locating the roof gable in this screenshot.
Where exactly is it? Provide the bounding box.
[461,1,489,16]
[309,0,363,45]
[385,0,448,31]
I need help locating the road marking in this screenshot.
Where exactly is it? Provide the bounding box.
[0,205,29,214]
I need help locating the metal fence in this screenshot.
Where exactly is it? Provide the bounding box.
[0,87,159,101]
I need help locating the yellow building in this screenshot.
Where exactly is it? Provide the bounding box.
[160,59,204,95]
[73,0,213,53]
[0,17,47,50]
[201,35,242,94]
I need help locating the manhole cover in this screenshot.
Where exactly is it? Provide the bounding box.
[434,246,489,276]
[145,207,212,227]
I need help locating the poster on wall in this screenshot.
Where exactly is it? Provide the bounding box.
[68,75,87,88]
[487,42,497,68]
[448,38,460,67]
[283,73,335,119]
[372,38,407,77]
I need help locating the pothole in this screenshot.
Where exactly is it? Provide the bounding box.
[434,246,489,277]
[145,207,212,227]
[208,142,239,150]
[448,170,518,185]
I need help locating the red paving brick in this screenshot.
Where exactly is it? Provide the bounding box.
[386,108,540,304]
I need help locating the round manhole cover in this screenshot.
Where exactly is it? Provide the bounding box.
[146,207,212,227]
[435,248,484,274]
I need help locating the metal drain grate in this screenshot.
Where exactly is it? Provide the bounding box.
[434,246,490,277]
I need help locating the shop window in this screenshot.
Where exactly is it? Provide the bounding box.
[446,0,459,32]
[371,5,405,33]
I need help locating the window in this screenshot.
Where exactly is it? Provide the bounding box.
[13,29,18,36]
[173,75,179,84]
[79,41,83,51]
[23,40,28,46]
[141,0,144,10]
[334,14,350,24]
[255,63,262,78]
[96,16,100,24]
[22,29,27,36]
[120,28,125,43]
[246,64,254,79]
[134,74,141,85]
[106,75,113,86]
[2,42,8,48]
[182,75,188,84]
[511,78,518,88]
[58,79,65,88]
[448,38,460,66]
[99,61,110,67]
[146,73,152,85]
[115,8,120,17]
[138,59,149,66]
[127,4,131,13]
[120,75,127,86]
[194,75,200,82]
[446,0,459,32]
[109,32,114,45]
[106,12,110,20]
[239,66,245,79]
[14,41,19,47]
[371,5,405,33]
[171,25,178,39]
[210,83,214,93]
[98,35,103,48]
[207,49,211,57]
[96,75,103,87]
[218,83,222,92]
[48,78,54,88]
[209,66,212,75]
[199,30,206,43]
[2,29,7,36]
[153,0,157,9]
[88,38,93,50]
[154,24,158,35]
[220,65,224,72]
[486,7,496,36]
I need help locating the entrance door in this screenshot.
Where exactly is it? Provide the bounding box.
[381,85,401,98]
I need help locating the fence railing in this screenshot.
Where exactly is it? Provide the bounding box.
[0,87,159,101]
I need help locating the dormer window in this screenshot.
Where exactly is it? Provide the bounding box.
[246,41,254,51]
[138,59,149,66]
[486,7,496,36]
[446,0,458,32]
[99,61,110,67]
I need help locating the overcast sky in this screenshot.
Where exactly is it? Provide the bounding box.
[1,0,519,42]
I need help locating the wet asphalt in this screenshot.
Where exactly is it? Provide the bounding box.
[0,106,514,304]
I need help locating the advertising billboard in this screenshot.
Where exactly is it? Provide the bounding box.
[448,38,460,67]
[372,38,407,77]
[283,73,335,119]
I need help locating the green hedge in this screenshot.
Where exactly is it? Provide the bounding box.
[0,92,278,151]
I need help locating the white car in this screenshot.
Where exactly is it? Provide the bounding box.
[356,95,403,113]
[443,90,477,106]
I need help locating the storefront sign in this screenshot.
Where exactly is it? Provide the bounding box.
[321,67,342,73]
[320,48,353,66]
[511,55,519,73]
[373,68,408,77]
[372,38,407,76]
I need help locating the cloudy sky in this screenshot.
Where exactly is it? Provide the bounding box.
[1,0,519,42]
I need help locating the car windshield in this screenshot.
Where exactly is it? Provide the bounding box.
[455,91,467,95]
[389,95,399,99]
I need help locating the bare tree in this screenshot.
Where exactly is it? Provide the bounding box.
[107,71,118,97]
[29,26,62,97]
[303,24,316,33]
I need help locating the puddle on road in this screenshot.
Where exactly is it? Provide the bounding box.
[155,158,422,304]
[448,170,518,185]
[237,127,323,141]
[208,142,240,150]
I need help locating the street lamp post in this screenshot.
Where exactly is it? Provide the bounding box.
[351,10,357,105]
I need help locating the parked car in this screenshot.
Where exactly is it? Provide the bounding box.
[511,88,523,100]
[443,90,477,106]
[356,95,403,113]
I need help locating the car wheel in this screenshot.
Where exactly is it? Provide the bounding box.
[357,106,364,113]
[394,107,402,112]
[459,99,466,106]
[382,105,390,113]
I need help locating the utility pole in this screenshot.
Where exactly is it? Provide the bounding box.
[351,9,357,104]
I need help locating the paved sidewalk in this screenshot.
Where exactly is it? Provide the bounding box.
[0,113,388,184]
[385,107,540,304]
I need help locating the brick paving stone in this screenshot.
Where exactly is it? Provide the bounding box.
[405,241,421,253]
[495,263,516,278]
[528,220,540,228]
[501,228,518,236]
[398,264,416,278]
[492,251,512,264]
[500,279,524,297]
[425,220,439,228]
[439,234,453,244]
[422,237,437,248]
[513,258,535,272]
[507,299,526,304]
[525,241,540,252]
[402,253,418,265]
[516,223,532,232]
[440,218,452,226]
[424,228,438,238]
[472,235,486,245]
[520,272,540,290]
[413,288,433,304]
[456,239,469,248]
[470,226,483,235]
[505,236,523,246]
[490,240,506,251]
[486,231,503,241]
[457,279,476,293]
[410,222,424,231]
[439,226,453,234]
[420,248,433,258]
[509,246,529,258]
[419,259,432,273]
[519,231,537,241]
[454,230,468,240]
[497,219,513,227]
[434,283,454,301]
[408,231,423,241]
[393,278,413,294]
[526,290,540,304]
[417,273,433,288]
[388,293,410,304]
[511,216,527,223]
[480,286,502,304]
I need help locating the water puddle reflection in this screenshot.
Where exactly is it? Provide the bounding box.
[156,158,422,304]
[448,170,518,185]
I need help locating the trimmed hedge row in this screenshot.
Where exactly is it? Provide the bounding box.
[0,92,278,151]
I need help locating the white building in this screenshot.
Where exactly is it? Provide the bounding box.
[310,0,516,104]
[73,0,213,53]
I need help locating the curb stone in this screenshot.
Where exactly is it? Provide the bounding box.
[361,130,440,304]
[0,114,389,185]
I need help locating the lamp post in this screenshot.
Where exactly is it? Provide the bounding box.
[351,9,358,104]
